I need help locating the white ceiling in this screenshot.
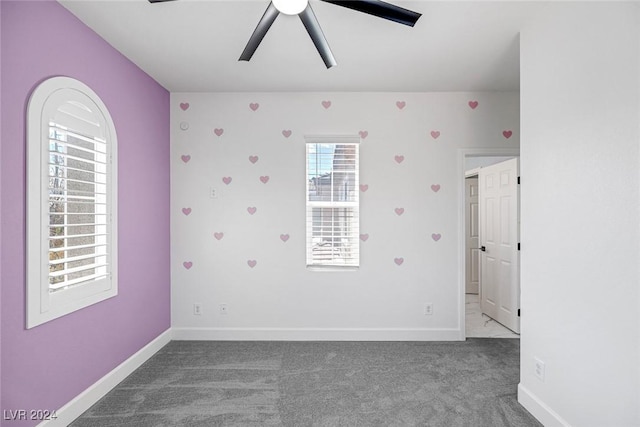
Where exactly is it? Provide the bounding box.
[58,0,546,92]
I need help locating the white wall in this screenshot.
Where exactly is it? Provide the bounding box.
[519,3,640,426]
[465,155,516,173]
[0,0,3,410]
[170,92,519,340]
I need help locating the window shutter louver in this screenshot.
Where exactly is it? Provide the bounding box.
[48,119,111,292]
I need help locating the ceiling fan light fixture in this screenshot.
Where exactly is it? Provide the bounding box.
[272,0,308,15]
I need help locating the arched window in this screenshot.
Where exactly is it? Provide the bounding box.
[27,77,118,328]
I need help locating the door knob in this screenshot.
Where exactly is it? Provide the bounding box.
[480,246,486,252]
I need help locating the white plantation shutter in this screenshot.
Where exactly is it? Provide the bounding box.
[48,121,111,291]
[27,77,117,328]
[306,137,360,267]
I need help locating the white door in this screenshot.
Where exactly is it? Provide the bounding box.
[465,177,479,294]
[479,158,520,333]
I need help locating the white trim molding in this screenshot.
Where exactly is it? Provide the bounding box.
[172,327,462,341]
[518,384,571,427]
[38,329,172,427]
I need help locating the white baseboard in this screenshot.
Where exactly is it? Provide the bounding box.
[38,329,173,427]
[172,327,462,341]
[518,383,571,427]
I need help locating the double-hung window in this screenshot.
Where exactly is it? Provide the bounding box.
[27,77,117,328]
[306,136,360,268]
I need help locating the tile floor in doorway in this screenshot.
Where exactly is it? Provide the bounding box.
[465,294,519,338]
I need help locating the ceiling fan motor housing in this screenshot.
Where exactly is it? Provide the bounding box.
[273,0,309,15]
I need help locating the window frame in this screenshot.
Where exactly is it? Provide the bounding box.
[26,76,118,328]
[305,135,360,270]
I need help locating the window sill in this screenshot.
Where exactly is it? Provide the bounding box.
[306,265,359,273]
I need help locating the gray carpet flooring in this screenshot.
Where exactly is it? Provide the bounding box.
[71,339,542,427]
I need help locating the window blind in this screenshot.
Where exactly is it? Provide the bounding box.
[306,141,359,267]
[48,122,111,292]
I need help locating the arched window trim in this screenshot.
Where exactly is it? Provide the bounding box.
[26,76,118,328]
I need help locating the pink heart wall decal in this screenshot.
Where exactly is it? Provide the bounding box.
[394,257,404,266]
[249,103,260,111]
[503,130,513,139]
[359,184,369,192]
[468,101,479,109]
[183,261,193,269]
[222,176,232,185]
[322,100,332,109]
[430,131,441,139]
[359,130,369,139]
[360,234,369,241]
[280,234,290,242]
[181,155,191,163]
[432,233,442,241]
[249,155,259,164]
[214,128,224,136]
[396,101,406,110]
[180,102,189,111]
[181,207,192,216]
[395,208,405,216]
[247,207,257,215]
[247,260,257,268]
[395,155,405,164]
[214,232,224,240]
[260,176,270,184]
[282,130,292,138]
[431,184,441,193]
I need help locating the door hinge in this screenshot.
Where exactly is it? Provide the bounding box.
[517,176,521,185]
[517,309,521,317]
[518,243,521,251]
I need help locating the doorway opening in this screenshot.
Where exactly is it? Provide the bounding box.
[458,149,520,339]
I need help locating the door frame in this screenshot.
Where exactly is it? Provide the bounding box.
[463,176,480,295]
[457,148,520,340]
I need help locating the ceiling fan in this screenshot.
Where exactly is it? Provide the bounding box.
[148,0,422,69]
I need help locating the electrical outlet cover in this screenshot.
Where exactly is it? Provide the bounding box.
[424,304,434,315]
[534,358,545,382]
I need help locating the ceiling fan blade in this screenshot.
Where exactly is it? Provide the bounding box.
[148,0,176,3]
[320,0,421,27]
[239,2,280,62]
[299,4,337,69]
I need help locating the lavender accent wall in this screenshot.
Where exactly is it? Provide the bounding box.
[0,0,3,416]
[0,1,170,425]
